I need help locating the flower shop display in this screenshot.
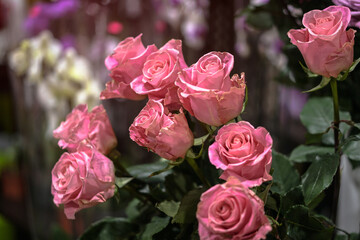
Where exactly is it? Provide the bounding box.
[33,2,360,240]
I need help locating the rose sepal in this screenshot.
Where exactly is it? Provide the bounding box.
[303,76,331,93]
[299,61,319,78]
[336,57,360,81]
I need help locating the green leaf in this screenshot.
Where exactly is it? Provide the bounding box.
[156,200,180,218]
[280,186,304,215]
[322,116,351,145]
[343,136,360,161]
[348,57,360,73]
[172,188,205,224]
[307,191,326,210]
[193,134,209,146]
[127,160,172,183]
[246,11,273,30]
[141,216,170,240]
[301,153,339,205]
[285,205,334,240]
[115,177,133,188]
[186,148,196,159]
[271,151,300,195]
[125,199,141,220]
[256,182,272,204]
[299,61,319,78]
[300,97,351,137]
[241,85,248,114]
[148,164,176,178]
[336,57,360,82]
[265,195,278,212]
[78,217,138,240]
[289,145,333,163]
[303,76,331,93]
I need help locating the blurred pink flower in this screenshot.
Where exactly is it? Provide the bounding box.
[107,21,123,35]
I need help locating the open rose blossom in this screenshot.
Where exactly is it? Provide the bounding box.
[288,6,355,78]
[53,104,117,155]
[208,121,272,187]
[130,39,188,110]
[101,34,157,100]
[51,144,115,219]
[196,177,272,240]
[176,52,246,126]
[129,99,193,160]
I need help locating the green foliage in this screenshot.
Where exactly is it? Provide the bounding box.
[127,160,172,183]
[301,154,339,205]
[78,217,138,240]
[280,187,304,215]
[172,188,205,224]
[156,200,180,218]
[285,205,334,240]
[299,62,319,79]
[343,135,360,161]
[303,77,331,93]
[271,151,300,195]
[140,216,170,240]
[193,134,209,146]
[300,97,351,135]
[300,97,351,145]
[115,177,133,188]
[289,145,333,163]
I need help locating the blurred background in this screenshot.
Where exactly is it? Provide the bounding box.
[1,0,346,239]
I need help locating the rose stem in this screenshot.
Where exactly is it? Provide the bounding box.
[330,78,341,227]
[186,157,211,188]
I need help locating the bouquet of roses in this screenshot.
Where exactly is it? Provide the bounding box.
[50,5,360,239]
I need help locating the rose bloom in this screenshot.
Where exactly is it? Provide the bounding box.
[208,121,272,187]
[53,104,117,155]
[196,177,272,240]
[288,6,355,78]
[101,34,157,100]
[176,52,246,126]
[333,0,360,28]
[130,39,188,110]
[129,99,193,160]
[51,144,115,219]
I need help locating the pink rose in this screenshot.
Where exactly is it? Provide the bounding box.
[176,52,246,126]
[208,121,272,187]
[288,6,355,78]
[101,34,157,100]
[129,99,193,160]
[53,104,117,155]
[196,177,272,240]
[51,144,115,219]
[130,39,188,110]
